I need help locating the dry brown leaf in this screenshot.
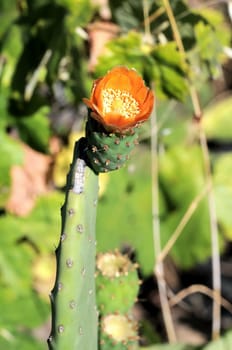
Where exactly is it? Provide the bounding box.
[87,21,119,72]
[49,135,62,156]
[6,143,52,216]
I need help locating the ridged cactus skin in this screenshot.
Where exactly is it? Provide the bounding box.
[96,251,140,315]
[48,139,99,350]
[85,116,139,174]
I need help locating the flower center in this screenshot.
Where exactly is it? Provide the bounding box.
[102,88,140,119]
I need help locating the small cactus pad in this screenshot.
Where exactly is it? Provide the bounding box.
[85,116,139,174]
[96,251,140,314]
[100,313,139,350]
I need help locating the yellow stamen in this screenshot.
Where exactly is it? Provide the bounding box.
[102,88,140,119]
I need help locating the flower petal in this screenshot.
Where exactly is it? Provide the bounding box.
[137,90,154,120]
[104,74,132,91]
[84,66,154,132]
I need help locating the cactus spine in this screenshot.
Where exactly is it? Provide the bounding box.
[48,139,99,350]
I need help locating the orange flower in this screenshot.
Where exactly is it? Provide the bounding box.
[83,66,154,133]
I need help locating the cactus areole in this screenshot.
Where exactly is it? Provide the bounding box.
[83,66,154,173]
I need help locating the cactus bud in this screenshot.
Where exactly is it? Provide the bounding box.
[83,66,154,174]
[85,117,139,173]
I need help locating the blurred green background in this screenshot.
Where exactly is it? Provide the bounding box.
[0,0,232,348]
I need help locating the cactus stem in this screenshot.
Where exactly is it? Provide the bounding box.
[49,138,98,350]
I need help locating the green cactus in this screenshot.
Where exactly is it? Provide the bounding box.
[48,139,99,350]
[48,64,154,349]
[96,250,140,315]
[48,116,143,349]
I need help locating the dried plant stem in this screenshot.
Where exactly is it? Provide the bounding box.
[162,0,221,339]
[162,0,185,56]
[143,6,165,33]
[170,284,232,315]
[144,0,176,341]
[199,125,221,340]
[25,49,52,101]
[142,0,176,341]
[143,0,151,38]
[157,185,209,263]
[151,107,177,343]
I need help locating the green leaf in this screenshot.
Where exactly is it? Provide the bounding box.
[9,3,68,115]
[0,23,23,88]
[0,238,33,290]
[0,329,44,350]
[191,8,230,79]
[109,0,146,31]
[0,213,39,292]
[0,191,62,289]
[96,34,188,101]
[97,143,220,272]
[0,89,11,129]
[15,106,50,152]
[195,8,230,49]
[140,344,195,350]
[150,42,188,101]
[203,330,232,349]
[0,132,23,206]
[8,36,49,116]
[202,97,232,142]
[155,101,191,147]
[56,0,93,28]
[95,31,145,77]
[0,2,18,42]
[97,147,166,275]
[20,191,63,253]
[159,145,214,268]
[194,22,220,78]
[0,287,49,328]
[214,154,232,239]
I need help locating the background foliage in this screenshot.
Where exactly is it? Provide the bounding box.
[0,0,232,348]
